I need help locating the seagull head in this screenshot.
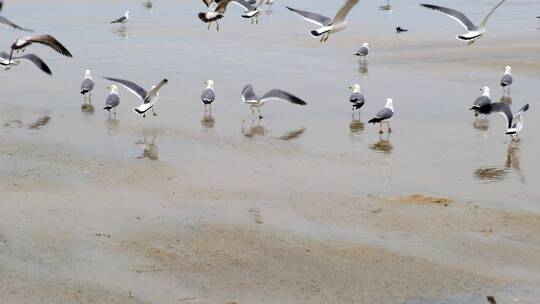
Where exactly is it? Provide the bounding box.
[107,84,119,94]
[205,80,215,88]
[481,86,490,96]
[363,42,371,48]
[125,10,131,17]
[504,65,512,74]
[348,84,361,92]
[84,69,92,79]
[385,98,393,109]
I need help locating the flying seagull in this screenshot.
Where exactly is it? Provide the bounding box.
[488,103,529,137]
[348,84,365,115]
[201,80,216,112]
[199,0,257,31]
[103,84,121,116]
[500,65,513,94]
[420,0,506,45]
[80,69,95,103]
[111,11,130,27]
[354,42,370,62]
[286,0,359,42]
[0,51,51,75]
[103,77,168,117]
[0,16,33,32]
[241,84,307,119]
[9,34,72,62]
[470,86,492,116]
[368,98,394,134]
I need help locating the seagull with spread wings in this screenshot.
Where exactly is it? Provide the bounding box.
[0,16,33,32]
[286,0,359,42]
[103,77,168,117]
[9,34,72,62]
[487,103,529,137]
[241,84,307,119]
[199,0,257,31]
[0,50,51,75]
[420,0,506,45]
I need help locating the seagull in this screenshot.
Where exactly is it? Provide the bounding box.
[354,42,370,62]
[348,84,365,115]
[243,0,265,24]
[241,84,307,119]
[0,51,51,75]
[470,86,492,117]
[500,65,513,94]
[368,98,394,134]
[286,0,359,43]
[396,26,408,33]
[420,0,506,45]
[110,11,130,27]
[199,0,257,31]
[142,1,153,9]
[0,16,33,32]
[488,103,529,137]
[103,77,168,117]
[80,69,95,103]
[201,80,216,112]
[9,34,72,62]
[103,84,121,116]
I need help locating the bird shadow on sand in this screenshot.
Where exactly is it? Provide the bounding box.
[277,126,306,140]
[473,139,524,183]
[135,135,159,160]
[369,133,393,155]
[242,119,268,138]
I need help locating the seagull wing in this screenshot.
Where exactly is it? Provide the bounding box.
[28,35,72,57]
[488,102,513,129]
[201,0,212,7]
[145,79,168,103]
[241,84,258,102]
[0,16,33,32]
[373,107,393,120]
[511,104,529,129]
[111,16,127,23]
[104,77,148,101]
[13,53,52,75]
[420,4,476,31]
[333,0,359,24]
[230,0,255,11]
[201,88,215,103]
[285,6,332,26]
[479,0,506,27]
[260,89,307,105]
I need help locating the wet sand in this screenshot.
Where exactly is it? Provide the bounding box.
[2,0,540,303]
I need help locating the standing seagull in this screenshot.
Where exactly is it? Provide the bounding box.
[241,84,307,119]
[110,11,130,27]
[80,69,95,103]
[470,86,492,117]
[348,84,365,116]
[354,42,370,62]
[201,80,216,112]
[500,65,513,94]
[103,85,121,116]
[487,103,529,137]
[9,34,72,62]
[368,98,394,134]
[286,0,359,42]
[198,0,256,31]
[103,77,168,117]
[420,0,507,45]
[0,51,51,75]
[0,16,33,32]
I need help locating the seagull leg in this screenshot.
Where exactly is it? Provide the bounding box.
[208,22,211,30]
[216,21,220,31]
[387,122,392,133]
[250,106,255,116]
[379,123,383,134]
[152,108,157,116]
[257,108,263,119]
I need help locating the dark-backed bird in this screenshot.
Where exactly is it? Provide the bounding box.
[420,0,506,45]
[396,26,408,33]
[470,86,492,116]
[111,11,130,27]
[286,0,359,43]
[103,77,168,117]
[0,51,51,75]
[487,103,529,137]
[348,84,365,112]
[354,42,370,62]
[199,0,257,31]
[500,65,513,94]
[201,80,216,112]
[80,69,95,103]
[241,84,307,119]
[368,98,394,134]
[103,84,121,116]
[0,16,33,32]
[9,34,72,62]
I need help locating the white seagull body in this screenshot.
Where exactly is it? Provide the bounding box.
[420,0,506,45]
[104,85,121,115]
[500,65,513,93]
[488,103,529,137]
[9,34,72,62]
[241,84,307,119]
[199,0,257,30]
[0,50,51,75]
[286,0,359,42]
[111,11,130,27]
[470,86,492,116]
[354,42,370,62]
[80,69,95,103]
[368,98,394,133]
[348,84,365,112]
[104,77,168,117]
[201,80,216,111]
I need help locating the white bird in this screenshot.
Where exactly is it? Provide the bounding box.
[470,86,492,117]
[0,16,33,32]
[0,51,51,75]
[103,77,168,117]
[488,103,529,137]
[201,80,216,112]
[348,84,365,112]
[80,69,95,103]
[354,42,370,62]
[241,84,307,119]
[9,34,72,62]
[111,10,130,27]
[500,65,513,94]
[286,0,359,42]
[368,98,394,134]
[199,0,257,31]
[420,0,506,45]
[103,85,121,116]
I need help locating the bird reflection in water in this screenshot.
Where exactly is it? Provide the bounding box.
[473,117,489,131]
[379,0,392,12]
[370,133,393,154]
[242,119,267,138]
[201,111,215,129]
[357,62,368,76]
[349,115,365,135]
[105,117,120,137]
[500,95,512,105]
[473,140,524,183]
[81,103,95,114]
[136,136,159,160]
[112,28,129,39]
[278,127,306,140]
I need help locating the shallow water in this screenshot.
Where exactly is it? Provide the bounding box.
[1,0,540,212]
